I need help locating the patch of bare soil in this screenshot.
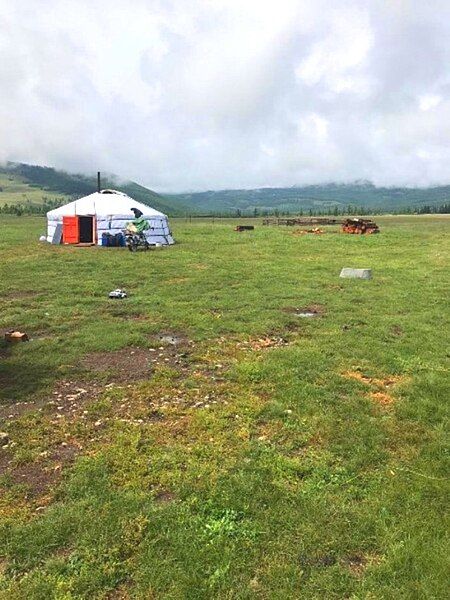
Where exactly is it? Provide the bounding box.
[343,370,407,408]
[0,380,101,422]
[282,304,326,318]
[4,460,60,498]
[3,290,40,300]
[104,586,131,600]
[0,441,80,501]
[343,370,405,388]
[343,553,382,576]
[344,554,367,576]
[48,380,101,416]
[390,324,404,336]
[1,335,194,423]
[237,336,290,351]
[154,489,176,503]
[82,348,154,382]
[50,442,79,465]
[369,391,394,406]
[0,448,13,476]
[83,337,193,383]
[299,553,337,569]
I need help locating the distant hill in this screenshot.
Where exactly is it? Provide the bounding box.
[0,163,185,216]
[168,181,450,214]
[1,163,449,216]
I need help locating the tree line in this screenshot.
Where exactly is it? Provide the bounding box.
[0,197,66,216]
[1,200,449,217]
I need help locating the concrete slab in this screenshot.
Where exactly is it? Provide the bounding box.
[340,268,372,280]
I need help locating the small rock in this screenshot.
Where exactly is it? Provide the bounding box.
[0,432,10,446]
[340,268,372,280]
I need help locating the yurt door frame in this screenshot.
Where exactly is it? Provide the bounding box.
[62,215,96,244]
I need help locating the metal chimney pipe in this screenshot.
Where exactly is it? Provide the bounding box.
[97,171,101,192]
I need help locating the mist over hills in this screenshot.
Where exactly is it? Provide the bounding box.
[168,182,450,214]
[0,163,184,215]
[1,162,449,216]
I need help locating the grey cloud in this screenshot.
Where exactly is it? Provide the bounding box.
[1,0,449,191]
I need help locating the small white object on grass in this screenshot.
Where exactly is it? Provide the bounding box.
[340,268,372,280]
[108,289,127,299]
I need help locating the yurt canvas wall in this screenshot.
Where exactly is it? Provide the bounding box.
[46,190,174,246]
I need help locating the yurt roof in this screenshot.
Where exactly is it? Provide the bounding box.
[47,190,166,218]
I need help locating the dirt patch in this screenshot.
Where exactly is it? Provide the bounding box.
[4,460,60,498]
[3,290,40,300]
[343,553,382,576]
[344,554,367,576]
[0,380,102,422]
[50,442,79,465]
[0,448,13,476]
[369,391,394,406]
[0,398,42,421]
[154,489,176,503]
[343,371,405,388]
[390,325,404,336]
[157,333,189,347]
[104,585,131,600]
[343,370,407,407]
[82,348,154,382]
[237,336,290,351]
[299,553,337,569]
[283,304,326,318]
[83,336,193,383]
[1,441,80,500]
[2,335,193,422]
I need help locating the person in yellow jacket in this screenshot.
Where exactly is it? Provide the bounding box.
[129,208,150,233]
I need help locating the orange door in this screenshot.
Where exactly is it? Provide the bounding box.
[63,216,79,244]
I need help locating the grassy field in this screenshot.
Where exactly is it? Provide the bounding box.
[0,172,70,209]
[0,215,448,599]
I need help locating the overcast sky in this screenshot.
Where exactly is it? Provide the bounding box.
[1,0,449,192]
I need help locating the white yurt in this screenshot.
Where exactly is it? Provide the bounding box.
[46,189,174,246]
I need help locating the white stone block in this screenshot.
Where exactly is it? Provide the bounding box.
[340,268,372,280]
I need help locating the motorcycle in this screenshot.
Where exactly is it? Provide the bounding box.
[124,228,150,252]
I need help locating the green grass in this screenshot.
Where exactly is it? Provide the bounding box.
[0,215,449,599]
[0,173,69,208]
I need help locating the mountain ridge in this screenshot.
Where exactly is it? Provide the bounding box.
[1,162,449,215]
[0,162,186,216]
[167,181,450,214]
